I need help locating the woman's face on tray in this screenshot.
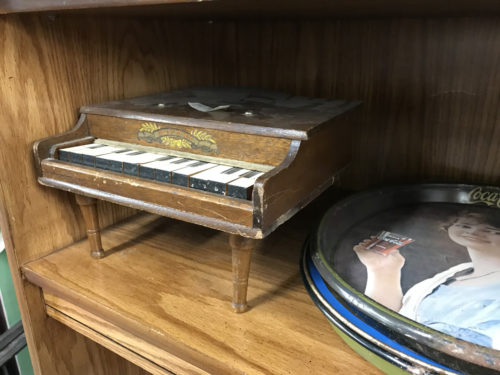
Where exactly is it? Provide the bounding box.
[448,216,500,251]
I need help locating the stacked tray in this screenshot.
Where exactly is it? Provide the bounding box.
[301,184,500,374]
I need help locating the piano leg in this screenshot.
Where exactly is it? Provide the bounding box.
[229,234,257,313]
[75,195,105,259]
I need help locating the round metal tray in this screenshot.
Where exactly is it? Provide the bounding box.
[310,184,500,373]
[301,241,458,374]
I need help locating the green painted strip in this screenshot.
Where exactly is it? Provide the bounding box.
[330,323,409,375]
[0,239,34,375]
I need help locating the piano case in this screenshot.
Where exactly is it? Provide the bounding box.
[33,87,360,312]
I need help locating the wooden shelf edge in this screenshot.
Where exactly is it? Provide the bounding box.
[45,304,174,375]
[2,0,500,17]
[22,266,241,375]
[0,0,202,14]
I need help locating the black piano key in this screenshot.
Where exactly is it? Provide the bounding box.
[170,158,191,164]
[222,167,242,175]
[241,170,259,178]
[155,156,176,162]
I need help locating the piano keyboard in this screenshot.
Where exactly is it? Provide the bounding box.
[58,142,264,200]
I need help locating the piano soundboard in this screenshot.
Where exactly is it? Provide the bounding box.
[33,88,360,312]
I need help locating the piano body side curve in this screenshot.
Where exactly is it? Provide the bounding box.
[33,114,91,177]
[253,114,352,235]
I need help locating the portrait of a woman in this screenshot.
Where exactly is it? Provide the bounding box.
[354,212,500,349]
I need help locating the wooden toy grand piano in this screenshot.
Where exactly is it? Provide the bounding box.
[33,88,359,312]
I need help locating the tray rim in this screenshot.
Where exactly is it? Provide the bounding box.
[311,183,500,371]
[301,241,459,375]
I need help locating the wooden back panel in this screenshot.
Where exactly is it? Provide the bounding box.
[87,114,291,166]
[2,13,500,375]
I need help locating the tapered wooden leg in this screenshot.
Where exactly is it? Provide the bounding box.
[75,195,104,259]
[229,234,258,313]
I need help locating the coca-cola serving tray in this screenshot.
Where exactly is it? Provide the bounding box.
[310,184,500,374]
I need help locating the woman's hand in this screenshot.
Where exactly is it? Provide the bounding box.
[353,237,405,311]
[353,237,406,272]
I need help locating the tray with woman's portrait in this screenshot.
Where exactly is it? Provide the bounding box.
[308,184,500,374]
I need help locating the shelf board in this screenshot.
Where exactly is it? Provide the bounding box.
[2,0,500,17]
[22,190,382,375]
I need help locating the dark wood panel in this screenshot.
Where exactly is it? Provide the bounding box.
[2,0,500,17]
[213,18,500,189]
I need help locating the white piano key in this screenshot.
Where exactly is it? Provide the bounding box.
[227,171,264,199]
[170,161,218,186]
[190,165,249,195]
[141,157,198,183]
[59,143,123,165]
[138,155,176,180]
[120,151,168,176]
[95,149,135,172]
[59,141,263,200]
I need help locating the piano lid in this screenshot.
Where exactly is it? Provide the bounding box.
[81,88,361,140]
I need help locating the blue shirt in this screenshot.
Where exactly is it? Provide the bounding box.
[417,283,500,348]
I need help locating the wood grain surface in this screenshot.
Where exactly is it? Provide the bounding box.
[2,0,500,17]
[87,114,292,166]
[0,13,189,375]
[41,159,255,228]
[23,192,383,375]
[45,303,176,375]
[2,11,500,375]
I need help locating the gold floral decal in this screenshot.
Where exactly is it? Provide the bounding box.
[137,122,218,154]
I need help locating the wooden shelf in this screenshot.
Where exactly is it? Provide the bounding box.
[2,0,500,17]
[21,190,381,375]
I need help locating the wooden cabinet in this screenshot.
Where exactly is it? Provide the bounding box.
[1,2,500,374]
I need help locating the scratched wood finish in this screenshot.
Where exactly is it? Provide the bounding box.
[23,204,383,375]
[87,114,292,166]
[255,115,352,230]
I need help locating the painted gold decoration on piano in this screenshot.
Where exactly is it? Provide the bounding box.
[138,122,218,154]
